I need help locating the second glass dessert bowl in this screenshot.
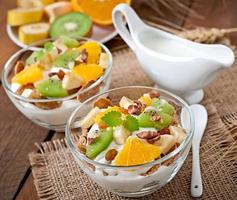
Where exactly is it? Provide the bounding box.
[2,37,112,131]
[66,86,194,197]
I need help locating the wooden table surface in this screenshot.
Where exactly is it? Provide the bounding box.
[0,0,236,199]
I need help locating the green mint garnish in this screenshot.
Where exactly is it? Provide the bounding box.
[123,115,139,132]
[101,111,123,127]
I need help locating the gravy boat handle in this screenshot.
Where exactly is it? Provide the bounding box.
[112,3,144,51]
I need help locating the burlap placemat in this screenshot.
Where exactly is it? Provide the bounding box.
[29,49,237,200]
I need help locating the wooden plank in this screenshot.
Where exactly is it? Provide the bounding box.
[0,0,20,73]
[0,86,50,200]
[16,133,65,200]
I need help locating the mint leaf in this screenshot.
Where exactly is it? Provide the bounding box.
[123,115,139,132]
[101,111,123,127]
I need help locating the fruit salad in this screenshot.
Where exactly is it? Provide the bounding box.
[11,36,109,109]
[78,90,187,168]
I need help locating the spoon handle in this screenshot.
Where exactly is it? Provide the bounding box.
[191,144,203,197]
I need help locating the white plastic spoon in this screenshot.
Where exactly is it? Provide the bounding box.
[190,104,208,197]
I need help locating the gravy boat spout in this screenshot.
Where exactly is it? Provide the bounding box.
[112,4,235,104]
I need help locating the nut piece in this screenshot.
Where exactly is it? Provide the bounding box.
[16,83,34,95]
[76,49,88,64]
[154,134,176,155]
[169,125,187,144]
[49,69,65,80]
[78,135,87,153]
[128,104,141,115]
[160,128,170,135]
[62,72,83,90]
[99,53,109,69]
[141,164,160,176]
[149,90,160,98]
[80,107,101,129]
[14,61,25,74]
[119,96,134,109]
[34,101,62,110]
[93,97,113,109]
[105,149,118,162]
[137,131,160,140]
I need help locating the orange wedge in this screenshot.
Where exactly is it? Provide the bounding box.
[72,63,103,86]
[71,0,131,25]
[115,137,161,166]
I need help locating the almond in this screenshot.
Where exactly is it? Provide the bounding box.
[141,164,160,176]
[34,101,62,110]
[105,149,118,162]
[93,97,113,109]
[14,61,25,74]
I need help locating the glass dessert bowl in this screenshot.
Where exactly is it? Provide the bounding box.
[2,36,112,131]
[66,86,194,197]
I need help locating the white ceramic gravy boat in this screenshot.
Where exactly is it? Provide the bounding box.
[112,4,235,104]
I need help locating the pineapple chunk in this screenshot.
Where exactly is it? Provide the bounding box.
[154,134,176,155]
[113,126,130,145]
[99,53,109,69]
[119,96,134,109]
[80,107,101,129]
[169,126,187,144]
[62,72,83,90]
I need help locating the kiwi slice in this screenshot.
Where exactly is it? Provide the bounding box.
[49,12,92,38]
[86,128,113,159]
[53,50,79,68]
[151,98,175,115]
[36,78,68,98]
[138,110,173,130]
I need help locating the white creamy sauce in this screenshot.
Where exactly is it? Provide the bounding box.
[144,37,199,57]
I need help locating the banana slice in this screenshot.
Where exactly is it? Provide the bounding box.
[17,0,43,8]
[45,1,72,23]
[169,125,187,144]
[154,134,176,155]
[113,126,130,145]
[8,8,44,26]
[19,23,50,44]
[80,107,101,129]
[119,96,134,109]
[62,72,83,90]
[99,53,109,69]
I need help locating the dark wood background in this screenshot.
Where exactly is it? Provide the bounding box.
[0,0,236,199]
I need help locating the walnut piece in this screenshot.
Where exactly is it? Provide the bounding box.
[137,131,160,140]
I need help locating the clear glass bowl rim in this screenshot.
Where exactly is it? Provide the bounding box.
[1,37,113,103]
[66,86,194,170]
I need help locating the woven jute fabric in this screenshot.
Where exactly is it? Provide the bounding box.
[29,48,237,200]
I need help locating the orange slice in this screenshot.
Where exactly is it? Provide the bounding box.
[12,64,43,85]
[115,137,161,166]
[71,0,131,25]
[77,41,102,64]
[72,63,103,86]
